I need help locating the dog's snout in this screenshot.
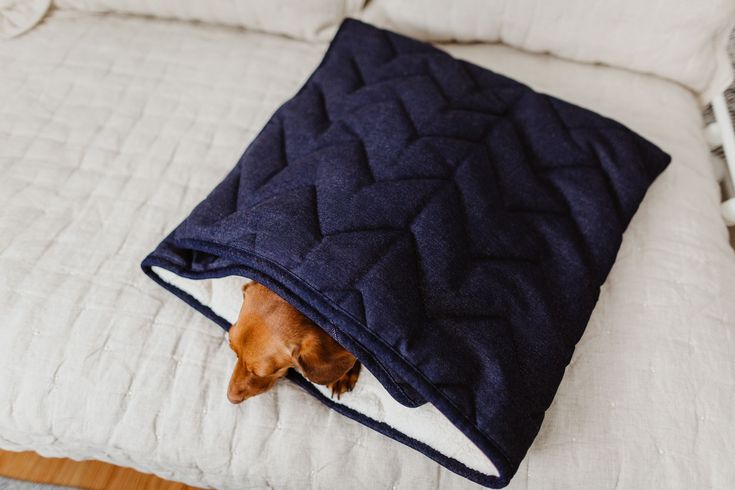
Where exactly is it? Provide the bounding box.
[227,389,246,404]
[227,365,249,404]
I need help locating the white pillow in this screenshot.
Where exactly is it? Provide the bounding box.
[53,0,365,40]
[0,0,50,38]
[362,0,735,103]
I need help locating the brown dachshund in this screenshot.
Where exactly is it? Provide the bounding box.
[227,281,361,404]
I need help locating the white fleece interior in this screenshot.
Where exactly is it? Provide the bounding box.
[151,267,499,477]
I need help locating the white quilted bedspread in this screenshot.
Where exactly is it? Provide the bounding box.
[1,10,734,489]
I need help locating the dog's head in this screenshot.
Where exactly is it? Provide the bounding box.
[227,282,356,404]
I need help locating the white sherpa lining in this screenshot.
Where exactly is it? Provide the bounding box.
[151,267,499,477]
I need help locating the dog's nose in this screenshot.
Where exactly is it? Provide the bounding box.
[227,391,245,404]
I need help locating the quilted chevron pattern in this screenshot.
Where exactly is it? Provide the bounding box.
[143,19,670,487]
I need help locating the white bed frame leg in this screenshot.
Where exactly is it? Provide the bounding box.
[710,94,735,225]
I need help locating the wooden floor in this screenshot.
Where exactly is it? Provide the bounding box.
[0,450,203,490]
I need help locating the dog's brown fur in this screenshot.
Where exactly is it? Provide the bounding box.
[227,281,360,404]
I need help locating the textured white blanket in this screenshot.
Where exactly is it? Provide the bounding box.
[1,10,734,489]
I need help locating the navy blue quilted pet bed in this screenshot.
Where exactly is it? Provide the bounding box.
[142,19,670,488]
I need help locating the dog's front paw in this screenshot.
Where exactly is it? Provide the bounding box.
[327,361,361,400]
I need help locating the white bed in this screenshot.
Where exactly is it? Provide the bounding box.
[1,4,734,489]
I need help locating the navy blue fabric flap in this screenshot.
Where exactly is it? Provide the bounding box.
[143,19,670,487]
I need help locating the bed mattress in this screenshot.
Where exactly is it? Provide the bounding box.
[1,9,734,489]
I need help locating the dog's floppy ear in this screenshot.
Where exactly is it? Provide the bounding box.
[292,332,356,385]
[242,281,253,296]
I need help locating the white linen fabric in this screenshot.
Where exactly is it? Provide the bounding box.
[0,0,50,38]
[12,0,735,103]
[0,9,734,489]
[53,0,365,40]
[363,0,735,104]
